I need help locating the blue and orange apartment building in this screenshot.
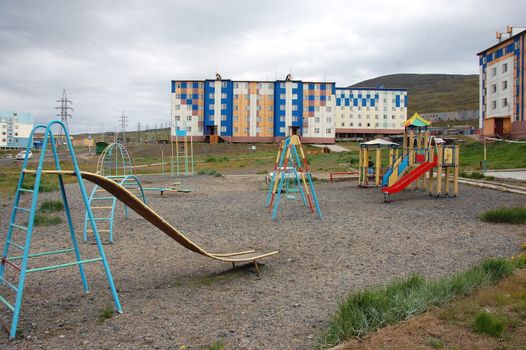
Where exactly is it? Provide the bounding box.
[171,75,408,143]
[478,25,526,138]
[0,111,33,149]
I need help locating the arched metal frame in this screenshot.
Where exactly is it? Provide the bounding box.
[96,142,134,177]
[83,175,146,243]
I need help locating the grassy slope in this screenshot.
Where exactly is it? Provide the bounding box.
[351,73,479,116]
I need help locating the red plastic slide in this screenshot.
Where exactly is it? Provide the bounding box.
[382,159,437,194]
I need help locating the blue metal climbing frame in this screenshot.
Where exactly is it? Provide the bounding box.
[83,175,146,243]
[265,135,322,220]
[0,120,122,339]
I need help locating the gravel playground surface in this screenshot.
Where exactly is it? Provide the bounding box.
[0,175,525,349]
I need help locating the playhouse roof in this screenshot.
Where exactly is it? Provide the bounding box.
[403,113,431,127]
[360,138,399,147]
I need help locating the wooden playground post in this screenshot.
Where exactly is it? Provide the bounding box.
[358,146,363,185]
[408,130,415,167]
[388,148,394,167]
[453,146,460,196]
[363,147,369,186]
[436,144,443,196]
[421,131,429,191]
[375,148,381,186]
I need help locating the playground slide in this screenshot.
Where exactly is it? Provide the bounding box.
[381,159,437,195]
[25,170,278,263]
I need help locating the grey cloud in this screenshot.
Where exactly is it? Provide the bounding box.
[0,0,524,133]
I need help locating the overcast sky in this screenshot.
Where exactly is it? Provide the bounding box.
[0,0,524,133]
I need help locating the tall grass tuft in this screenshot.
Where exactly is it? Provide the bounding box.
[39,200,64,212]
[472,311,505,337]
[480,207,526,224]
[317,258,519,349]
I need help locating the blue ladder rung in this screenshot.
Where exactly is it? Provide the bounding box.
[15,207,31,213]
[10,224,28,231]
[0,294,14,312]
[18,188,34,193]
[0,275,18,292]
[8,241,25,251]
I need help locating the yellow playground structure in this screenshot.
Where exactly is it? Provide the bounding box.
[359,113,460,202]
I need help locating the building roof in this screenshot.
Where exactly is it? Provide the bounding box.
[477,28,525,55]
[337,86,408,92]
[403,113,431,127]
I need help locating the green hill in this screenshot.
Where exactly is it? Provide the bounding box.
[350,73,479,116]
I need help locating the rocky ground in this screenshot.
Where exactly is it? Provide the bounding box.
[0,175,524,349]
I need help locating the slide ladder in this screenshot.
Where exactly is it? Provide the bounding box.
[0,121,122,339]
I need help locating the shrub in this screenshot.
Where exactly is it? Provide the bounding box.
[98,307,114,323]
[480,207,526,224]
[32,214,62,226]
[39,200,64,212]
[472,311,505,337]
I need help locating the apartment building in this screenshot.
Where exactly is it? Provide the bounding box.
[478,26,526,138]
[0,111,33,149]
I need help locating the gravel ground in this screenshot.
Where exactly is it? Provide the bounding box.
[0,175,525,350]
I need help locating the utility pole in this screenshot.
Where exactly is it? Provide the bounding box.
[55,89,73,144]
[119,111,128,143]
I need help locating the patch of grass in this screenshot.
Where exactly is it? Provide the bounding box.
[424,336,444,349]
[98,307,115,323]
[472,310,505,337]
[480,207,526,224]
[32,214,62,226]
[460,171,484,179]
[38,200,64,212]
[21,175,59,193]
[199,340,225,350]
[197,169,223,177]
[317,258,518,349]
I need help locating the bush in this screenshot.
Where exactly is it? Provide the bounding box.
[197,169,223,177]
[480,207,526,224]
[32,214,62,226]
[472,311,505,337]
[39,200,64,212]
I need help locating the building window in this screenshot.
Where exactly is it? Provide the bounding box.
[280,116,285,122]
[280,127,285,132]
[221,126,226,132]
[187,127,192,132]
[327,107,332,112]
[209,82,214,87]
[491,67,497,77]
[221,115,227,121]
[221,104,226,110]
[234,83,239,89]
[326,117,332,123]
[314,128,320,134]
[221,82,227,88]
[341,122,345,127]
[502,63,508,73]
[367,123,371,127]
[502,80,508,90]
[350,122,353,127]
[280,105,285,111]
[175,105,180,110]
[491,84,497,93]
[292,105,297,111]
[186,116,192,121]
[280,94,286,99]
[358,123,362,127]
[176,82,181,88]
[209,104,214,110]
[325,128,331,134]
[491,100,497,110]
[315,117,320,123]
[502,98,508,107]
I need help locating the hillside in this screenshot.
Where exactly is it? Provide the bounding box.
[351,73,479,116]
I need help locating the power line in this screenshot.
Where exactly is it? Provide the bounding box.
[119,110,128,143]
